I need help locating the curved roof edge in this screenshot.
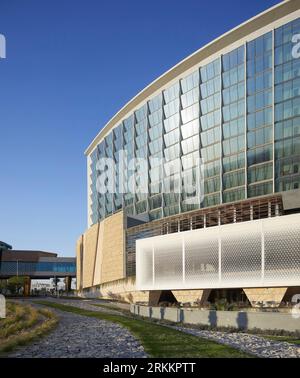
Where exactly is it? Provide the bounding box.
[85,0,297,156]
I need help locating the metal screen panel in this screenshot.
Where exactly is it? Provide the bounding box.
[185,227,219,286]
[136,213,300,290]
[154,234,183,289]
[264,217,300,286]
[220,222,262,286]
[136,244,153,289]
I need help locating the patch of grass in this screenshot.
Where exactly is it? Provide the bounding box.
[0,303,39,340]
[57,296,85,300]
[0,302,58,356]
[35,300,251,358]
[91,303,128,313]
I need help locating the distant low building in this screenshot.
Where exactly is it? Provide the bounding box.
[0,242,76,295]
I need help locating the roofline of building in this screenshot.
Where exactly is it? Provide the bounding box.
[0,241,12,250]
[8,250,58,255]
[85,0,298,156]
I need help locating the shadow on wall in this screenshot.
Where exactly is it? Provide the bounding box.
[179,309,184,322]
[208,310,217,327]
[237,311,248,330]
[206,310,248,330]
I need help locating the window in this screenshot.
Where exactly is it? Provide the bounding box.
[164,82,180,104]
[248,126,272,148]
[201,126,220,147]
[204,176,220,194]
[248,163,273,184]
[223,188,245,203]
[181,87,199,108]
[248,145,273,166]
[181,70,199,93]
[223,153,245,173]
[200,59,220,82]
[223,135,245,156]
[181,103,199,123]
[223,170,245,190]
[223,117,244,139]
[248,181,273,198]
[181,119,199,139]
[181,135,199,154]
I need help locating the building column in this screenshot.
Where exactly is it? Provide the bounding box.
[172,289,211,305]
[23,277,31,297]
[148,291,163,306]
[243,287,287,308]
[65,276,72,292]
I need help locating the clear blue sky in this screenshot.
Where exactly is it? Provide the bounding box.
[0,0,280,257]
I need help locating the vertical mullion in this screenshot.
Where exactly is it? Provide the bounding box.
[121,124,125,210]
[244,42,248,199]
[272,29,276,194]
[179,83,183,215]
[219,57,223,205]
[133,116,137,216]
[160,98,165,218]
[162,94,166,218]
[146,104,150,215]
[198,68,202,208]
[112,130,116,214]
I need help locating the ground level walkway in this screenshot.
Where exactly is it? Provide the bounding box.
[8,299,146,358]
[7,297,300,358]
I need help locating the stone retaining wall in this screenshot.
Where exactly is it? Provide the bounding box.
[78,276,149,303]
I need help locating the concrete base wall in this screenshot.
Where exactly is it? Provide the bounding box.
[78,276,149,304]
[131,304,300,332]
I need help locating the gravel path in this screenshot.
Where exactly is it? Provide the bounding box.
[171,325,300,358]
[8,300,147,358]
[8,298,300,358]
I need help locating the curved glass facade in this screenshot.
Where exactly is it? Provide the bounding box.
[89,17,300,227]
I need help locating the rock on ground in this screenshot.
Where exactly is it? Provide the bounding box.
[8,303,147,358]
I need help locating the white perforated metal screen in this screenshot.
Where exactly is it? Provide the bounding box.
[136,213,300,290]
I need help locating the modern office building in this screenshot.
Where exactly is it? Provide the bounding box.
[77,1,300,307]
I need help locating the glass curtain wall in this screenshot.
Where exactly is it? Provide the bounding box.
[163,82,181,217]
[113,124,124,211]
[90,148,99,225]
[180,71,201,212]
[134,104,149,215]
[89,17,300,226]
[123,115,135,216]
[222,46,246,203]
[247,32,273,198]
[275,18,300,192]
[200,59,222,207]
[148,94,164,220]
